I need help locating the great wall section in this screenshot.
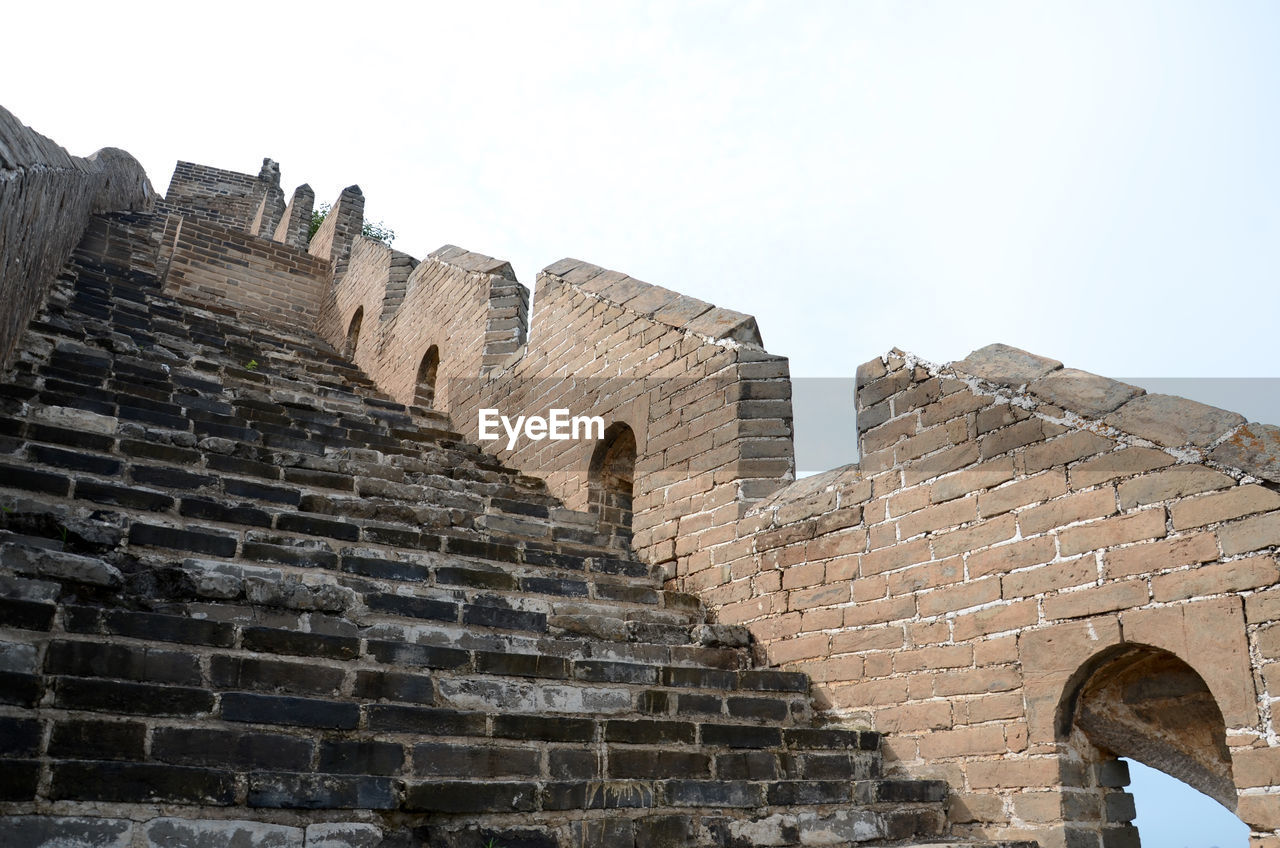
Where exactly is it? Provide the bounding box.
[0,104,1277,848]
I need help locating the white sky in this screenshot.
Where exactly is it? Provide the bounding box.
[6,2,1277,385]
[3,0,1273,832]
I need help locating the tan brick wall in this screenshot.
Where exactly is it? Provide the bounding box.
[163,218,331,326]
[318,249,794,576]
[161,159,278,232]
[704,351,1280,845]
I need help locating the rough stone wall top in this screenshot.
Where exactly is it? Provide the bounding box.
[707,341,1280,845]
[952,342,1274,482]
[544,258,764,347]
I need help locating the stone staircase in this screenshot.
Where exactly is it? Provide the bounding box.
[0,216,1036,847]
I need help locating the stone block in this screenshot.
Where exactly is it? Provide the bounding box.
[1,543,121,587]
[143,818,303,847]
[54,677,215,716]
[954,343,1063,387]
[1154,555,1278,602]
[49,762,235,805]
[1029,368,1144,418]
[304,823,384,848]
[0,816,132,848]
[1104,393,1247,448]
[247,773,397,810]
[1058,509,1166,557]
[650,295,713,329]
[684,307,763,345]
[1121,597,1258,727]
[1211,422,1280,483]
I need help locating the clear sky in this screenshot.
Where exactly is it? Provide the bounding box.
[1127,758,1249,847]
[0,2,1272,836]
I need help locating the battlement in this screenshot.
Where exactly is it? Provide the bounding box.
[2,106,1280,847]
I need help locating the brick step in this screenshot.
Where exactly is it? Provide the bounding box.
[0,487,645,588]
[0,536,676,654]
[0,813,1022,848]
[0,432,514,536]
[0,536,701,636]
[0,761,950,840]
[3,367,558,512]
[0,449,626,568]
[15,630,801,720]
[6,368,474,465]
[27,286,416,414]
[0,573,749,679]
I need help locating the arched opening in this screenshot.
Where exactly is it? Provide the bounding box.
[344,307,363,359]
[1056,643,1246,846]
[415,345,439,408]
[587,422,636,548]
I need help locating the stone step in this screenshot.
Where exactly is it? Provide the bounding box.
[0,219,965,847]
[23,633,804,725]
[0,530,680,652]
[0,459,628,572]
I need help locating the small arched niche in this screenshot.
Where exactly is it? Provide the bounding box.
[415,345,440,408]
[587,422,636,547]
[344,306,364,359]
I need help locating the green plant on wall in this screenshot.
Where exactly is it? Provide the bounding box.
[308,202,396,246]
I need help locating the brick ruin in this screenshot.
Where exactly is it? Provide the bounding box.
[0,104,1277,848]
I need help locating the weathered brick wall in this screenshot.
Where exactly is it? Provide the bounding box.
[699,344,1280,846]
[0,105,152,370]
[163,217,332,326]
[161,159,280,232]
[316,240,511,415]
[320,248,794,577]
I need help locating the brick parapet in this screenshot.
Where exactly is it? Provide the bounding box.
[699,347,1280,844]
[0,105,153,370]
[162,158,280,233]
[162,217,332,326]
[319,245,795,577]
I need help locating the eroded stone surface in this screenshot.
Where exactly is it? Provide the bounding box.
[143,818,303,848]
[1,543,121,586]
[1028,368,1145,418]
[304,823,384,848]
[1105,393,1247,448]
[0,816,132,848]
[1210,422,1280,483]
[953,343,1063,387]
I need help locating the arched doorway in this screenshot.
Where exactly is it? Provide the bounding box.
[587,422,636,548]
[415,345,439,408]
[1056,643,1244,846]
[344,307,364,359]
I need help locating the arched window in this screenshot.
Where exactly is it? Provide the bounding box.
[415,345,439,408]
[344,307,363,359]
[1056,643,1247,845]
[587,422,636,547]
